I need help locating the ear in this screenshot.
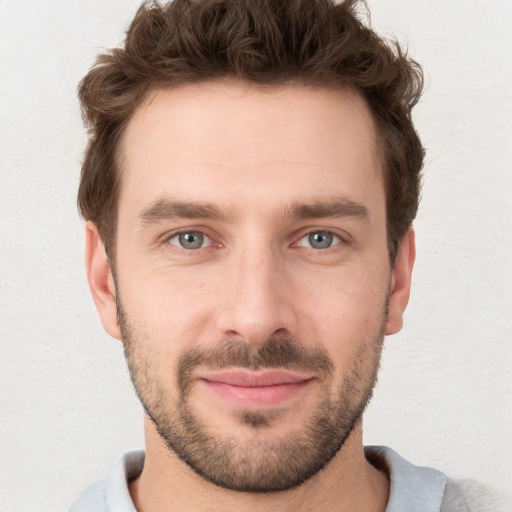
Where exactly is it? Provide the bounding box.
[85,222,122,340]
[385,228,416,335]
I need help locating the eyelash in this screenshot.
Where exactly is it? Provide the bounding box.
[164,228,345,253]
[294,230,343,250]
[166,230,217,251]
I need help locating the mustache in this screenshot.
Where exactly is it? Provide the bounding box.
[178,337,335,389]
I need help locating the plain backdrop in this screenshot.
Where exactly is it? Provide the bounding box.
[0,1,511,510]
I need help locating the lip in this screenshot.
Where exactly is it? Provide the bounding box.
[196,369,314,408]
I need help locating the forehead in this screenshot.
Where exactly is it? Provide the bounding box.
[118,81,383,219]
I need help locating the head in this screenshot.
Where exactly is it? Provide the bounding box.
[80,0,422,494]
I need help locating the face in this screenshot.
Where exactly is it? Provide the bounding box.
[87,81,414,492]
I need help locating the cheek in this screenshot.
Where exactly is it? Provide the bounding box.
[116,244,390,358]
[292,265,388,354]
[118,263,222,344]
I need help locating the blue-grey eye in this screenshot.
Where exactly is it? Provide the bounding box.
[169,231,209,249]
[300,231,340,249]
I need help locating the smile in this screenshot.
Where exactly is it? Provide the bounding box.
[196,369,315,408]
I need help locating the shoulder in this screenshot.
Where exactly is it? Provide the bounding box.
[365,446,511,512]
[441,478,512,512]
[68,451,144,512]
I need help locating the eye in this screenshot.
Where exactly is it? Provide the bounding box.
[168,231,212,250]
[298,231,341,250]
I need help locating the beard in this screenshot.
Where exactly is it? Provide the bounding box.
[118,297,387,493]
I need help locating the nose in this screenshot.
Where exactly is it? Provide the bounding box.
[215,243,297,346]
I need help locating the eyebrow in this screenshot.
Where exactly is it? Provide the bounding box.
[138,196,369,226]
[286,198,369,222]
[138,198,232,225]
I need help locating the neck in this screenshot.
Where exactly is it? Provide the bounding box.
[129,416,389,512]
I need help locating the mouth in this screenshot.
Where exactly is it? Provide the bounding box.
[196,369,315,408]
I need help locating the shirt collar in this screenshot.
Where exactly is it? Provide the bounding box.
[366,446,447,512]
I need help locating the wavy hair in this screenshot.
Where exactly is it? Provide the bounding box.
[78,0,424,263]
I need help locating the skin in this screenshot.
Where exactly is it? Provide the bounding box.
[86,81,415,512]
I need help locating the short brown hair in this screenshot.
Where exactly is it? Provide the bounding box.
[78,0,424,263]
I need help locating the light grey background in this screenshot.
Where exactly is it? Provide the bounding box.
[0,1,511,510]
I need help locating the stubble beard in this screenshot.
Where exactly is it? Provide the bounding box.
[118,299,387,493]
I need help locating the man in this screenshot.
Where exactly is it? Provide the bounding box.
[70,0,509,511]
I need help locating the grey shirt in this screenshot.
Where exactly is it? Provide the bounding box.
[69,446,510,511]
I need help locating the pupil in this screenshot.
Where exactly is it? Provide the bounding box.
[309,232,332,249]
[179,232,203,249]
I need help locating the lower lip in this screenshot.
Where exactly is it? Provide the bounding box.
[199,379,313,408]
